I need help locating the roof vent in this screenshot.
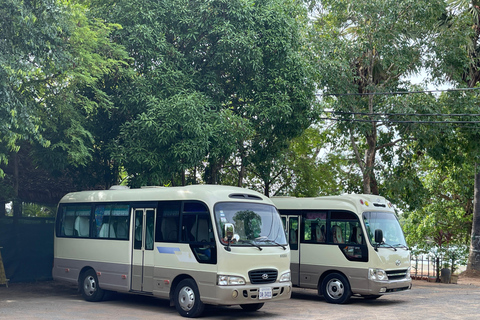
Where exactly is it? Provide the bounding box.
[109,185,130,190]
[229,193,263,201]
[373,203,386,207]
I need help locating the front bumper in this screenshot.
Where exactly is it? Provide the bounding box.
[366,278,412,295]
[203,282,292,305]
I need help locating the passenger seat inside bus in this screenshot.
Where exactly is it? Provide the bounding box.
[162,218,178,242]
[74,216,90,237]
[349,227,363,244]
[316,225,325,242]
[99,218,116,238]
[63,216,76,236]
[193,218,211,242]
[332,225,344,244]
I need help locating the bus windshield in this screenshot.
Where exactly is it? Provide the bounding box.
[363,211,407,248]
[215,202,287,247]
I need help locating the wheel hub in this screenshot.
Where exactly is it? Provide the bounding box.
[84,275,96,296]
[327,279,344,299]
[178,286,195,311]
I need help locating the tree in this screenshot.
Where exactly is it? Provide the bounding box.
[266,125,351,197]
[403,157,472,255]
[425,0,480,273]
[90,0,318,191]
[0,0,130,211]
[312,0,445,195]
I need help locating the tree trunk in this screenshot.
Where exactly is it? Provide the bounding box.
[467,167,480,272]
[12,152,22,218]
[237,146,246,187]
[237,163,245,188]
[264,179,270,197]
[363,133,377,195]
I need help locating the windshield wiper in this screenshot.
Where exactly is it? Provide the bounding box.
[392,243,409,250]
[379,242,397,251]
[255,236,287,250]
[238,239,262,251]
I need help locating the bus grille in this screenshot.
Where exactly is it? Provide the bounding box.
[248,269,278,284]
[386,269,408,280]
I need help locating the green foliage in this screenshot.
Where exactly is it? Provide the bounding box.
[271,125,350,196]
[117,91,215,186]
[89,0,318,189]
[312,0,445,194]
[0,0,74,173]
[22,203,56,218]
[403,157,473,252]
[0,0,130,189]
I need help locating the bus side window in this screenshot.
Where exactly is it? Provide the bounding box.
[331,210,367,261]
[58,205,91,238]
[192,215,213,242]
[156,202,180,242]
[95,204,129,240]
[288,217,299,250]
[301,211,327,244]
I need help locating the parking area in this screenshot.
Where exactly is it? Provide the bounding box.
[1,279,480,319]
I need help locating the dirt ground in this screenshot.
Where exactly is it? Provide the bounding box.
[457,271,480,286]
[2,277,480,319]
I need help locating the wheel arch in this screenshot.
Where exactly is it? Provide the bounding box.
[78,266,96,289]
[317,269,350,295]
[169,274,196,304]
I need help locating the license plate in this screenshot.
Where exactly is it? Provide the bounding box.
[259,287,272,300]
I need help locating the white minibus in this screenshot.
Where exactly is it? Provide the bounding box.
[272,194,411,304]
[53,185,291,317]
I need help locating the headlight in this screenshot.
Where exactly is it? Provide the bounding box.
[406,267,411,279]
[279,272,291,282]
[368,268,388,281]
[217,275,246,286]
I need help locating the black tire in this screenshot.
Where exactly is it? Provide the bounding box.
[363,294,381,300]
[240,303,265,312]
[320,273,352,304]
[80,269,105,302]
[174,279,205,318]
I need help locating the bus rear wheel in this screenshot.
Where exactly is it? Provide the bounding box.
[320,273,352,304]
[240,302,264,312]
[80,269,105,302]
[174,279,205,318]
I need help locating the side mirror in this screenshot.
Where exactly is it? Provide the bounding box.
[224,223,234,240]
[224,223,234,251]
[374,229,383,244]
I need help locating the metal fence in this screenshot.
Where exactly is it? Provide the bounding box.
[411,255,442,280]
[410,255,465,282]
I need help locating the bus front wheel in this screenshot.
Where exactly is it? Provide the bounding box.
[320,273,352,304]
[80,269,105,302]
[174,279,205,318]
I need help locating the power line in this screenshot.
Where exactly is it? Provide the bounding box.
[319,87,480,97]
[329,111,480,117]
[320,117,480,124]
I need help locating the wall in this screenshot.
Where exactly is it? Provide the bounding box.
[0,218,54,282]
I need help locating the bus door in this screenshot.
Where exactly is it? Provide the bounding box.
[284,215,300,286]
[132,208,155,292]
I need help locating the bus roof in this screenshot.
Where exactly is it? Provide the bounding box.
[59,184,272,205]
[271,194,394,213]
